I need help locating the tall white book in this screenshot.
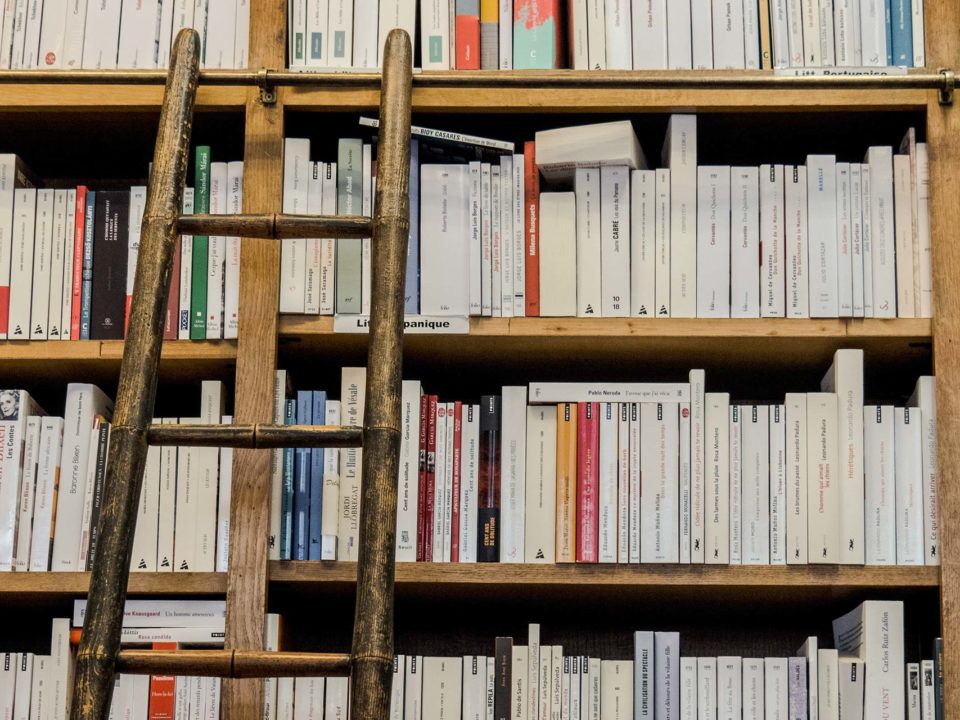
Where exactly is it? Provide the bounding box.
[654,168,671,317]
[352,0,378,67]
[765,658,789,720]
[894,153,916,317]
[524,405,556,563]
[29,416,63,571]
[908,376,939,564]
[698,657,718,720]
[327,0,354,65]
[865,146,896,317]
[29,189,54,339]
[850,163,865,317]
[690,369,706,564]
[718,657,743,719]
[832,601,904,720]
[769,404,787,565]
[691,0,713,68]
[655,633,680,719]
[538,193,577,317]
[117,0,161,67]
[321,400,341,560]
[712,0,746,68]
[863,405,896,564]
[696,166,731,318]
[376,0,415,68]
[396,380,421,562]
[80,0,122,68]
[206,163,227,339]
[338,367,365,561]
[421,164,470,316]
[631,169,656,317]
[458,404,479,563]
[130,418,161,572]
[575,169,602,317]
[705,393,730,564]
[807,155,839,317]
[598,402,619,563]
[640,402,679,562]
[760,164,785,317]
[631,0,666,68]
[196,381,224,571]
[224,161,243,338]
[280,138,309,314]
[860,163,874,316]
[742,658,764,720]
[895,407,924,565]
[601,660,633,719]
[859,0,886,64]
[8,188,36,338]
[730,166,760,318]
[468,162,482,315]
[915,143,932,317]
[807,392,840,563]
[836,162,853,316]
[785,165,809,318]
[662,115,697,317]
[680,657,697,720]
[741,405,769,565]
[500,386,526,563]
[586,0,605,68]
[604,0,631,68]
[784,393,808,565]
[45,189,66,340]
[51,384,113,570]
[666,0,692,67]
[600,165,630,317]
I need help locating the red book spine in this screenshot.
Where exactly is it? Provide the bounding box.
[148,642,178,720]
[424,395,439,562]
[416,392,429,562]
[164,237,181,339]
[577,402,599,562]
[450,401,463,562]
[524,140,540,316]
[455,13,481,69]
[70,186,87,340]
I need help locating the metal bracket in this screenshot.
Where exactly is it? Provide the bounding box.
[939,68,955,106]
[257,69,277,105]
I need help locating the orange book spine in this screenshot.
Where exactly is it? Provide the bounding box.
[456,5,481,69]
[555,402,578,562]
[148,642,178,720]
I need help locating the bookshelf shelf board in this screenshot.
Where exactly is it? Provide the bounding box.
[0,572,227,599]
[281,80,930,113]
[270,562,939,605]
[0,339,235,362]
[0,84,248,111]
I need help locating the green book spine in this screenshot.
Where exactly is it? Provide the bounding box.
[190,146,211,339]
[335,139,363,314]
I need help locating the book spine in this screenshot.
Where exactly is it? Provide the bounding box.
[177,189,194,339]
[281,137,309,314]
[836,162,854,317]
[785,165,809,317]
[321,160,337,315]
[807,155,839,317]
[455,0,480,68]
[631,169,656,317]
[28,189,54,339]
[705,393,730,564]
[860,163,874,316]
[421,0,451,68]
[190,146,211,339]
[679,399,691,564]
[555,402,577,563]
[891,0,912,64]
[320,400,340,559]
[524,405,556,563]
[460,403,480,562]
[88,191,129,340]
[491,165,502,316]
[597,402,618,563]
[696,165,731,317]
[84,419,111,569]
[785,393,808,564]
[205,163,226,338]
[477,395,501,562]
[513,0,561,68]
[524,141,539,316]
[575,168,601,318]
[425,395,439,560]
[729,404,742,564]
[655,168,671,317]
[641,402,679,562]
[576,402,599,563]
[415,392,428,561]
[664,115,697,316]
[395,383,418,562]
[742,405,770,565]
[293,390,312,561]
[894,153,916,317]
[895,406,924,564]
[223,161,242,337]
[730,167,760,318]
[337,367,365,561]
[499,155,514,318]
[807,392,840,562]
[770,404,787,565]
[628,402,640,562]
[864,405,895,564]
[500,387,526,562]
[450,402,463,561]
[867,146,896,317]
[600,165,630,317]
[479,0,498,68]
[7,188,35,338]
[47,190,68,340]
[760,164,785,317]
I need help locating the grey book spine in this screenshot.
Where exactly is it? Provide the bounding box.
[635,631,655,719]
[336,138,363,314]
[655,632,679,720]
[480,18,498,69]
[788,656,808,720]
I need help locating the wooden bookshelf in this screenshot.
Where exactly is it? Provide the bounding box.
[0,572,227,599]
[0,85,248,111]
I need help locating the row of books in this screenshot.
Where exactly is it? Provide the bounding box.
[0,381,234,573]
[0,151,243,341]
[271,350,940,567]
[0,619,71,720]
[281,116,931,320]
[285,0,926,72]
[0,0,249,69]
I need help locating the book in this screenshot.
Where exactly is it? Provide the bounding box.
[536,121,646,184]
[478,395,501,562]
[833,601,904,720]
[662,115,697,317]
[190,146,211,339]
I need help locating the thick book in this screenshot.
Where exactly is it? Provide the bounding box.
[421,164,471,316]
[538,192,576,316]
[600,165,630,317]
[833,601,904,720]
[536,121,646,184]
[478,395,501,562]
[88,191,129,339]
[280,138,309,314]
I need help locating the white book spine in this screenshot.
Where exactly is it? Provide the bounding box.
[617,403,630,562]
[818,0,835,65]
[729,404,742,564]
[859,0,885,65]
[459,404,480,562]
[730,166,760,318]
[233,0,249,67]
[696,166,731,318]
[29,417,63,571]
[396,381,421,562]
[712,0,746,68]
[785,394,808,564]
[764,658,789,720]
[351,0,377,67]
[916,143,931,317]
[817,650,839,720]
[807,392,840,563]
[630,169,656,316]
[697,658,717,720]
[280,138,309,314]
[770,404,787,565]
[908,376,938,564]
[361,144,372,315]
[499,155,514,318]
[742,658,764,720]
[600,165,629,317]
[338,367,365,561]
[29,189,54,339]
[786,0,804,64]
[640,402,679,562]
[742,0,760,68]
[376,0,415,68]
[911,0,924,66]
[860,164,874,316]
[741,405,770,565]
[59,188,76,341]
[216,414,232,572]
[538,193,577,317]
[679,400,691,564]
[598,403,618,562]
[663,115,697,316]
[117,0,161,67]
[680,657,697,720]
[586,0,606,68]
[469,161,482,316]
[807,155,839,317]
[47,190,67,339]
[801,0,822,65]
[575,168,602,318]
[421,0,449,67]
[631,0,666,68]
[500,386,526,563]
[604,0,630,67]
[760,164,785,317]
[718,657,743,720]
[921,659,934,720]
[628,403,640,563]
[0,0,16,68]
[770,0,791,67]
[480,162,492,316]
[12,416,40,571]
[195,381,224,572]
[304,162,322,315]
[20,0,42,67]
[690,370,705,563]
[866,146,896,317]
[8,0,31,68]
[81,0,122,68]
[513,154,525,317]
[326,0,353,65]
[524,405,556,563]
[894,153,916,317]
[864,405,896,564]
[666,0,691,67]
[320,161,337,315]
[421,164,470,316]
[850,163,865,317]
[321,400,341,559]
[156,418,177,571]
[441,402,454,562]
[691,0,713,68]
[37,0,69,67]
[224,161,242,337]
[895,406,924,564]
[654,168,671,317]
[304,0,329,65]
[206,164,227,338]
[705,393,730,564]
[834,0,854,64]
[130,418,161,572]
[9,188,37,339]
[491,165,501,316]
[173,417,200,572]
[785,165,809,317]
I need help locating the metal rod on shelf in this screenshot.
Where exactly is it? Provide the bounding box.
[176,213,371,239]
[146,423,363,448]
[115,650,352,678]
[69,29,200,720]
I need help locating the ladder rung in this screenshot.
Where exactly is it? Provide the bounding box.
[176,213,372,239]
[115,649,352,678]
[146,423,363,448]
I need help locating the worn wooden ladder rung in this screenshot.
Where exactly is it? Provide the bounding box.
[71,25,412,720]
[175,213,372,238]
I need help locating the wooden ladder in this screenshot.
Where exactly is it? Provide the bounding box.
[69,27,412,720]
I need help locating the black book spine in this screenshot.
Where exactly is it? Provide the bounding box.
[494,636,513,720]
[477,394,501,562]
[90,190,129,340]
[85,421,111,570]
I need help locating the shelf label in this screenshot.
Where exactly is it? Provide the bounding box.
[334,314,471,334]
[774,66,908,76]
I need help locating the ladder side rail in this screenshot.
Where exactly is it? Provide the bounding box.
[70,28,201,720]
[350,27,414,720]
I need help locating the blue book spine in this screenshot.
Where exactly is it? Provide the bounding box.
[280,398,296,560]
[308,391,326,560]
[885,0,894,65]
[293,390,312,561]
[80,191,96,340]
[404,140,420,315]
[891,0,912,65]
